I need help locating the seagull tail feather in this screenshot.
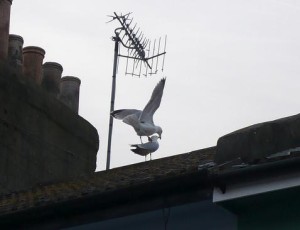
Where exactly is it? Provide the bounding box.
[111,109,124,119]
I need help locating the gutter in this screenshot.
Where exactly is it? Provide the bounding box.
[209,155,300,194]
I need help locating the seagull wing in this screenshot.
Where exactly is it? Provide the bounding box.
[111,109,142,120]
[122,113,140,128]
[130,140,159,156]
[140,78,166,124]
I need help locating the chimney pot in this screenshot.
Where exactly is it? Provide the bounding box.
[0,0,13,61]
[42,62,63,97]
[22,46,46,84]
[8,34,24,72]
[59,76,81,114]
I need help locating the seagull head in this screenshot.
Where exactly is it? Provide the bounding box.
[150,135,160,142]
[156,126,162,139]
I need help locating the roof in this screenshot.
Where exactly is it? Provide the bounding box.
[215,113,300,164]
[0,147,215,227]
[1,145,300,228]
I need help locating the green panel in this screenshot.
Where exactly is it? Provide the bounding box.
[218,186,300,230]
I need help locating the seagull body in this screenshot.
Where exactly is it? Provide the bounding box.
[130,135,159,159]
[111,78,166,141]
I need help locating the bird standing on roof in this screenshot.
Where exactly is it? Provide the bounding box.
[111,78,166,143]
[130,135,159,160]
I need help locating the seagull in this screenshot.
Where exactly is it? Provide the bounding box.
[111,78,166,143]
[130,135,159,160]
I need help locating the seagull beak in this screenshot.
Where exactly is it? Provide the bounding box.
[159,135,161,139]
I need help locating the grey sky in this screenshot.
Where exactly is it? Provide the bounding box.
[10,0,300,170]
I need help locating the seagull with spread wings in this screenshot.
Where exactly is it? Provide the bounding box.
[111,78,166,143]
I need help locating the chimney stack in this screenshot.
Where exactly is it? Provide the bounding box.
[59,76,81,114]
[42,62,63,97]
[0,0,13,61]
[22,46,45,84]
[8,34,24,72]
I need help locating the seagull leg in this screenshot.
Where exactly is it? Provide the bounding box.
[140,136,143,144]
[150,153,152,161]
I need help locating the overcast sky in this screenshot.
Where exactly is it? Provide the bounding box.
[10,0,300,170]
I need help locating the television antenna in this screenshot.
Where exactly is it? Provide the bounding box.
[106,12,167,170]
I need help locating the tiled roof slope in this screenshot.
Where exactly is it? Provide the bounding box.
[0,147,215,220]
[1,145,300,228]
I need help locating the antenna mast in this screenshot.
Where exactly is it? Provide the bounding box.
[106,12,167,170]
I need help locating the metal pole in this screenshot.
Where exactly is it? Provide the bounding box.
[106,35,119,170]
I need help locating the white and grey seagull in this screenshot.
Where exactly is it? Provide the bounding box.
[130,135,159,160]
[111,78,166,143]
